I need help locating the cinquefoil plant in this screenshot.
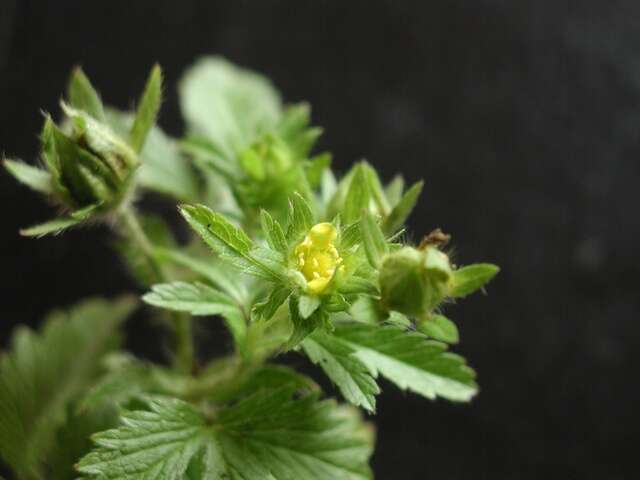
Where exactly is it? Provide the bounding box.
[1,57,499,479]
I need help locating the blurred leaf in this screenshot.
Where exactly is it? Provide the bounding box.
[3,159,53,194]
[383,180,423,235]
[130,64,163,153]
[179,56,281,160]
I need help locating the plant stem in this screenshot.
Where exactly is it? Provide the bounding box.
[117,205,194,374]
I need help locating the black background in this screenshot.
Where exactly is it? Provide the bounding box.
[1,1,638,479]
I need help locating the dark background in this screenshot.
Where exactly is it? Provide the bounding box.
[1,1,638,478]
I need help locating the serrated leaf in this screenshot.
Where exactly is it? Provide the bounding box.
[383,180,423,234]
[78,387,373,480]
[3,159,53,194]
[130,64,163,153]
[334,322,477,402]
[180,204,286,282]
[67,67,106,122]
[286,191,314,242]
[450,263,500,298]
[155,247,248,304]
[179,56,282,160]
[143,282,246,346]
[260,209,288,254]
[342,163,370,224]
[0,296,136,478]
[302,331,379,412]
[418,314,460,344]
[360,211,389,268]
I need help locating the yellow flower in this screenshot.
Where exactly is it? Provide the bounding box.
[295,222,344,294]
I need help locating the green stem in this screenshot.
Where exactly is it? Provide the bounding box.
[117,206,194,374]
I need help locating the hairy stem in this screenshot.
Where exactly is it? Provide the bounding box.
[116,206,194,374]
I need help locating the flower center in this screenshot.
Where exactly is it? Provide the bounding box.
[295,222,343,294]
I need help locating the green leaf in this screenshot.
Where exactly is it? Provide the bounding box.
[180,204,286,282]
[48,405,118,480]
[155,247,248,304]
[334,323,477,402]
[79,387,373,480]
[179,56,282,160]
[143,281,238,317]
[302,331,379,412]
[252,285,291,321]
[383,180,424,234]
[130,64,163,153]
[362,163,390,216]
[360,211,389,268]
[304,152,331,187]
[0,296,136,478]
[450,263,500,298]
[418,314,460,344]
[143,282,246,345]
[260,209,288,254]
[107,109,200,201]
[67,67,106,122]
[298,294,321,319]
[19,203,101,237]
[286,191,314,242]
[3,159,53,194]
[342,163,370,224]
[385,175,405,207]
[286,296,322,350]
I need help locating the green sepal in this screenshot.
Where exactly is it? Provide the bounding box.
[418,314,460,344]
[3,159,53,194]
[67,67,106,122]
[450,263,500,298]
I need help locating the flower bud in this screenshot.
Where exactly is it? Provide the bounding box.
[295,222,344,295]
[40,105,139,212]
[379,245,453,317]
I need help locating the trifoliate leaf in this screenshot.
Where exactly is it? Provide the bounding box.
[3,159,53,194]
[302,331,379,412]
[0,296,136,478]
[180,204,286,282]
[78,387,373,480]
[360,211,388,268]
[334,322,477,402]
[130,64,163,153]
[286,191,314,242]
[450,263,500,298]
[143,282,246,346]
[67,67,106,122]
[179,56,282,160]
[383,180,423,234]
[260,209,288,254]
[342,163,370,224]
[418,314,460,344]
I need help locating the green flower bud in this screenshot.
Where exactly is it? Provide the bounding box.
[379,245,453,317]
[236,133,311,221]
[41,105,139,212]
